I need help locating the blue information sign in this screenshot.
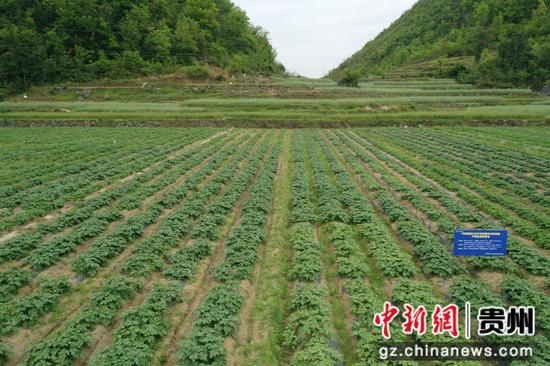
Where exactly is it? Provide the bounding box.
[453,229,508,257]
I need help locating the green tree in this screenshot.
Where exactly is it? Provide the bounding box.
[143,24,172,60]
[0,0,282,95]
[0,25,45,92]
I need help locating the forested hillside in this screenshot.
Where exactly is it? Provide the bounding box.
[331,0,550,90]
[0,0,283,96]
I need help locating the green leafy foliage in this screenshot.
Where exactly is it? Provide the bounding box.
[0,277,70,336]
[332,0,550,90]
[0,343,10,366]
[26,210,123,270]
[177,285,243,366]
[337,71,360,88]
[290,223,321,282]
[90,282,180,366]
[283,284,342,366]
[0,0,283,95]
[328,223,368,280]
[73,134,248,278]
[502,275,549,333]
[329,131,464,278]
[290,136,317,224]
[358,222,416,278]
[305,134,349,224]
[22,277,140,366]
[176,136,281,365]
[0,268,32,302]
[449,276,504,313]
[344,279,385,365]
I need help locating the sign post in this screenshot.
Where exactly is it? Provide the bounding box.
[453,230,508,257]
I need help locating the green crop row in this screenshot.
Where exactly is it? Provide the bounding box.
[0,131,232,265]
[89,282,180,366]
[0,277,70,336]
[290,133,317,224]
[0,133,204,231]
[21,277,141,366]
[304,132,348,224]
[290,223,321,282]
[71,133,248,277]
[164,132,272,280]
[0,268,32,303]
[349,131,550,274]
[332,132,463,278]
[327,223,368,280]
[283,284,341,366]
[176,136,281,365]
[122,133,260,277]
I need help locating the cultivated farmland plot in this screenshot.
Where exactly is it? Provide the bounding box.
[0,124,548,366]
[1,78,549,127]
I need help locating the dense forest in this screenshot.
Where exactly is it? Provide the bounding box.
[331,0,550,90]
[0,0,284,96]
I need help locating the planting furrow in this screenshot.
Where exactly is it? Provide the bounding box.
[236,131,293,365]
[274,131,343,366]
[0,133,241,289]
[368,129,550,220]
[0,132,250,364]
[71,132,262,365]
[0,129,228,240]
[174,134,282,366]
[0,131,216,231]
[330,132,465,278]
[70,131,252,278]
[346,131,550,278]
[121,131,269,277]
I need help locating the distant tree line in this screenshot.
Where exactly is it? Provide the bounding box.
[332,0,550,90]
[0,0,284,96]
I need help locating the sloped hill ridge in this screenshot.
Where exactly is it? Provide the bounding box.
[330,0,550,89]
[0,0,283,96]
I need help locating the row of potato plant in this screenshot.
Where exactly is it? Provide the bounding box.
[89,282,181,366]
[365,130,550,245]
[122,132,261,277]
[0,131,212,231]
[70,133,248,277]
[0,132,233,264]
[281,131,341,366]
[348,131,550,276]
[21,277,141,366]
[176,135,281,365]
[330,131,464,278]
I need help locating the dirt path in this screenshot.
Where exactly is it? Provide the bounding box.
[228,131,292,365]
[232,130,293,366]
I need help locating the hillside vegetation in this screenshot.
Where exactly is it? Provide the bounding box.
[0,0,283,97]
[331,0,550,90]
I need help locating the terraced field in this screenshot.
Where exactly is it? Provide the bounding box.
[0,127,548,366]
[1,78,549,127]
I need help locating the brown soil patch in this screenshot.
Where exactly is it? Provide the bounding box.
[477,271,504,293]
[430,277,453,299]
[0,230,18,243]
